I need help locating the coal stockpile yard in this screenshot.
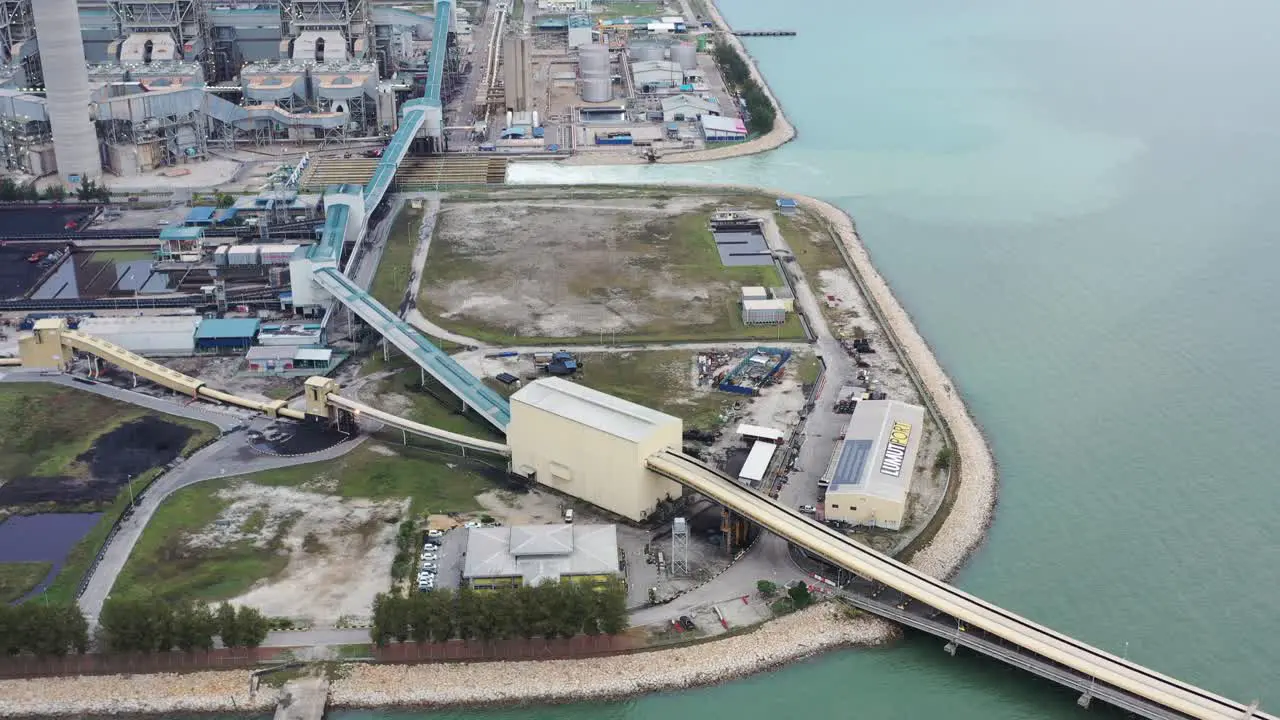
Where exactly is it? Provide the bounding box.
[0,204,95,235]
[0,243,68,298]
[0,416,196,508]
[246,421,350,456]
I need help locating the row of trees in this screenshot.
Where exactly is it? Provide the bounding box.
[371,581,628,646]
[0,177,112,202]
[712,43,778,136]
[0,603,89,657]
[97,596,270,653]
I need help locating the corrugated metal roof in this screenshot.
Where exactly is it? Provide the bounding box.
[185,206,216,223]
[738,440,776,483]
[293,347,331,362]
[160,226,204,240]
[742,299,788,311]
[245,345,294,360]
[736,423,784,441]
[194,318,260,339]
[512,377,679,443]
[700,115,748,134]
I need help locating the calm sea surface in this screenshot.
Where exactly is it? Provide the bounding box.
[239,1,1280,717]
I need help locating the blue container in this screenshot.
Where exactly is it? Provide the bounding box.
[533,127,545,138]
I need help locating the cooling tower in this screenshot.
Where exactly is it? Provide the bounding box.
[33,0,102,183]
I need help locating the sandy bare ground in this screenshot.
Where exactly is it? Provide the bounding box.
[422,198,736,339]
[193,483,406,624]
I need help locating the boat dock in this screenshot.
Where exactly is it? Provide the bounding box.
[733,30,797,36]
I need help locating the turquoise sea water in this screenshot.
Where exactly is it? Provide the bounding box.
[283,1,1280,718]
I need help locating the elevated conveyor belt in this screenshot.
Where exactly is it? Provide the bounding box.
[328,394,510,455]
[361,0,451,215]
[646,450,1274,720]
[313,266,511,431]
[60,330,305,420]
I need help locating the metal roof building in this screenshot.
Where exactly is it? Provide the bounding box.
[194,318,260,351]
[462,523,620,589]
[700,114,748,142]
[508,378,683,521]
[821,399,925,530]
[76,315,200,356]
[184,206,217,226]
[738,440,777,485]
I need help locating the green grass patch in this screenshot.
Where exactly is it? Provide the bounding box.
[571,350,738,433]
[376,369,504,442]
[369,205,419,312]
[0,562,52,603]
[419,204,806,344]
[794,351,822,385]
[113,443,492,602]
[776,209,846,275]
[91,250,153,262]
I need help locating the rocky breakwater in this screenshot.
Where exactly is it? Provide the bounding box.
[330,605,895,710]
[798,194,1000,578]
[0,669,279,718]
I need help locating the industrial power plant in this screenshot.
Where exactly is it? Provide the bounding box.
[0,0,463,182]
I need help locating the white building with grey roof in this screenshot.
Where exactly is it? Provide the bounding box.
[463,523,620,589]
[508,377,684,522]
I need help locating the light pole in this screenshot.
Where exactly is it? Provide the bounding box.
[125,474,136,508]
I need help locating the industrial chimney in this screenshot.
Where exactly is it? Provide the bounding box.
[32,0,102,184]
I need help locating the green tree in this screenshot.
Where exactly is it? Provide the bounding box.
[216,602,241,649]
[454,586,480,640]
[99,596,167,652]
[235,606,270,648]
[408,593,431,643]
[174,602,215,651]
[0,604,19,655]
[371,593,394,646]
[0,177,19,201]
[788,581,813,610]
[215,192,235,208]
[41,184,67,201]
[424,588,455,642]
[63,604,90,655]
[756,580,778,598]
[596,580,628,635]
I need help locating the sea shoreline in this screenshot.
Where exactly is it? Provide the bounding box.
[0,190,1000,718]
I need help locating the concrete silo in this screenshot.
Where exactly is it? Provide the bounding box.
[32,0,102,183]
[629,44,665,63]
[579,44,612,103]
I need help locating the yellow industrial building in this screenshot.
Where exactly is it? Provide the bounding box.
[462,523,620,590]
[508,377,683,522]
[821,399,925,530]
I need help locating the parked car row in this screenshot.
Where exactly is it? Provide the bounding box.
[417,532,444,592]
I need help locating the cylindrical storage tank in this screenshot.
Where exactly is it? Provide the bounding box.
[32,0,103,183]
[630,44,664,63]
[582,77,612,103]
[671,43,697,71]
[578,44,609,79]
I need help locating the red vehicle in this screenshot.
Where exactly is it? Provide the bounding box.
[27,251,47,263]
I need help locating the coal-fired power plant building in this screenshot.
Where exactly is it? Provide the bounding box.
[820,399,926,531]
[32,0,102,183]
[508,378,683,522]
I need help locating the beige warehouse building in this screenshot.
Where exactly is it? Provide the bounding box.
[508,377,684,522]
[821,399,925,530]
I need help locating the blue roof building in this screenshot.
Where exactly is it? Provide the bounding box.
[194,318,261,351]
[185,206,217,226]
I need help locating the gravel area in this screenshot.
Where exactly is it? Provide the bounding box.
[0,670,279,717]
[327,604,894,709]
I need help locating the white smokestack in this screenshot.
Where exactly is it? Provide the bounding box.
[33,0,103,184]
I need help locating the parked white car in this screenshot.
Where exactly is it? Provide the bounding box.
[798,505,817,514]
[427,529,444,538]
[463,521,481,529]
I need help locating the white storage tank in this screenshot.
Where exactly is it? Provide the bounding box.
[579,44,613,103]
[671,43,697,71]
[630,44,665,63]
